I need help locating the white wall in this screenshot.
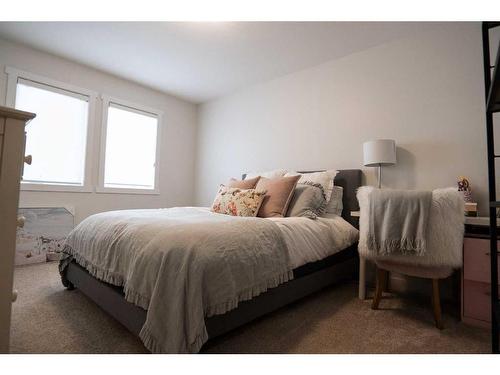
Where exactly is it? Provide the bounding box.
[2,23,495,221]
[0,38,198,224]
[196,23,493,215]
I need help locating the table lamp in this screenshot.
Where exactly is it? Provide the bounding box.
[363,139,396,188]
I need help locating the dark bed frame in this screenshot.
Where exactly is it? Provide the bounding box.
[62,169,362,348]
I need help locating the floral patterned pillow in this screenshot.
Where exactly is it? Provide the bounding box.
[211,185,266,217]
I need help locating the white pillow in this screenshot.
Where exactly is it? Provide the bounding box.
[321,186,344,218]
[285,170,338,203]
[245,169,288,179]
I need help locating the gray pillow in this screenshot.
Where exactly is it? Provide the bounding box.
[321,186,344,218]
[286,183,327,219]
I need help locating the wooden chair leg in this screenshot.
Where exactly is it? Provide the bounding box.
[371,268,388,310]
[431,278,444,330]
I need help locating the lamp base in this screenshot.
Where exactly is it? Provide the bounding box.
[377,165,382,189]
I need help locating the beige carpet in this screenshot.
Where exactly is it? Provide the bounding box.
[10,262,490,354]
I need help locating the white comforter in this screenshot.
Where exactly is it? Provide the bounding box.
[270,215,359,269]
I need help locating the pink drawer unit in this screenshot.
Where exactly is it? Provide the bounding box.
[462,237,500,327]
[463,280,499,323]
[463,238,500,283]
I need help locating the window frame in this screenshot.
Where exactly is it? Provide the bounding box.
[5,66,97,193]
[97,95,162,195]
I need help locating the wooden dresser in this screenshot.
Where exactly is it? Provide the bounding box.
[462,217,500,328]
[0,106,35,353]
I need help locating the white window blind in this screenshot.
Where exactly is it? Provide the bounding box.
[102,102,159,190]
[15,78,90,186]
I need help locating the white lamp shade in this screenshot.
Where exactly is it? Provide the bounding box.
[363,139,396,167]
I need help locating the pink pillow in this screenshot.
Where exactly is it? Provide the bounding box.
[226,176,260,189]
[255,175,301,218]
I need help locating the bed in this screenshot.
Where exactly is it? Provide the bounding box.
[60,169,362,353]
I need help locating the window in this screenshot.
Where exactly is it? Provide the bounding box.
[6,67,95,192]
[98,97,161,194]
[5,67,161,195]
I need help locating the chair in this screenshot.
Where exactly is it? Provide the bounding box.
[356,186,464,329]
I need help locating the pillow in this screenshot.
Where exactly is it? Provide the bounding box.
[286,183,327,219]
[227,176,260,189]
[285,170,338,203]
[211,186,266,217]
[321,186,344,218]
[245,169,288,180]
[255,175,301,218]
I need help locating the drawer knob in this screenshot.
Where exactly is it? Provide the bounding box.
[17,216,26,228]
[12,289,18,303]
[24,155,32,165]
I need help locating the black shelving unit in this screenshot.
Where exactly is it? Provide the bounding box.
[482,21,500,354]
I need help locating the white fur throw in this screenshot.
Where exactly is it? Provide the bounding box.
[357,186,464,268]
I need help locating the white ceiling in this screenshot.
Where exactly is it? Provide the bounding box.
[0,22,447,103]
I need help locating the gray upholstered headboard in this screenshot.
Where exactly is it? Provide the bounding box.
[242,169,362,225]
[330,169,362,224]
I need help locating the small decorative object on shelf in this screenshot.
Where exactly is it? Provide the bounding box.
[464,202,478,217]
[457,176,472,202]
[458,176,478,217]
